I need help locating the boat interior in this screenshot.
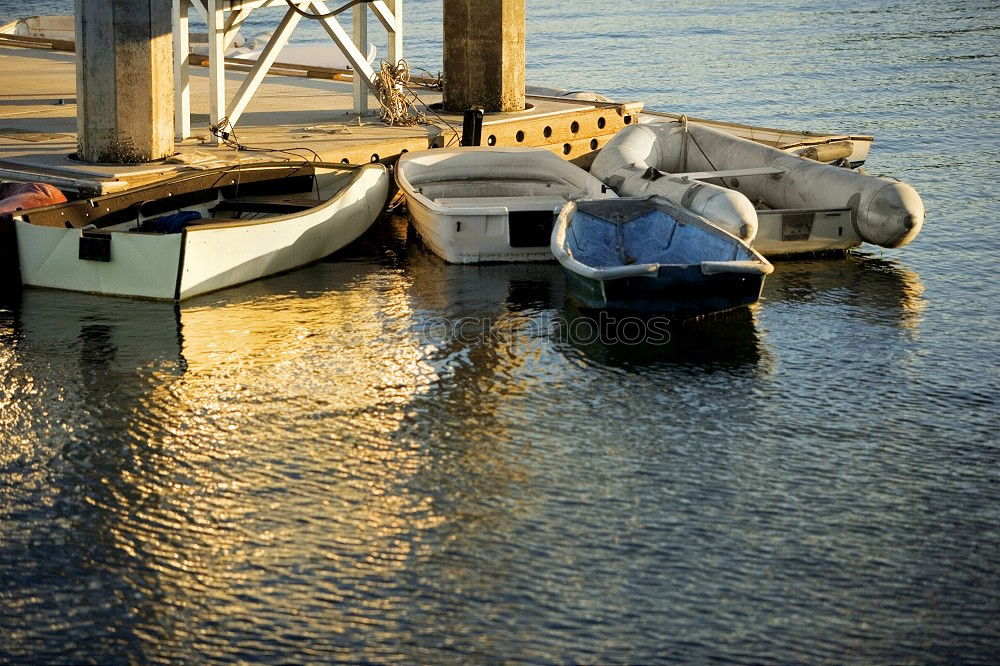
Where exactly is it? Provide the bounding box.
[17,163,360,232]
[413,177,580,203]
[404,160,603,249]
[402,150,603,208]
[641,111,873,155]
[567,200,755,268]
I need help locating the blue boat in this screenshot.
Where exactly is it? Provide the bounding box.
[551,197,773,317]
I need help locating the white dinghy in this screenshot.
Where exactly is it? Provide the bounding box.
[395,147,616,263]
[552,196,773,317]
[15,162,389,300]
[593,119,924,257]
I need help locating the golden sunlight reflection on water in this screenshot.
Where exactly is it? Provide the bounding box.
[6,0,1000,658]
[0,219,957,663]
[3,265,472,657]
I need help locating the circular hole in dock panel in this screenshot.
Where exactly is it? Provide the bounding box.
[563,143,572,155]
[487,135,497,146]
[597,117,606,130]
[428,101,535,113]
[570,121,580,134]
[543,126,552,139]
[371,154,380,162]
[400,148,408,153]
[623,115,633,125]
[515,130,525,143]
[590,139,599,150]
[341,158,350,164]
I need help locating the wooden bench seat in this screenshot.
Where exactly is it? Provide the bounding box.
[211,195,323,216]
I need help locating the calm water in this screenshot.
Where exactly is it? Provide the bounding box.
[2,1,999,663]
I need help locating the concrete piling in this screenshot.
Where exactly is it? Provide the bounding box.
[443,0,526,113]
[75,0,174,163]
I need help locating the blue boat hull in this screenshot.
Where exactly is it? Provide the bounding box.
[553,197,773,318]
[565,263,766,317]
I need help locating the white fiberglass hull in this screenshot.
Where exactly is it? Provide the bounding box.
[396,147,616,264]
[403,193,563,264]
[16,164,389,300]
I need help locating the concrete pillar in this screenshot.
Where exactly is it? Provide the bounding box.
[75,0,174,163]
[443,0,525,113]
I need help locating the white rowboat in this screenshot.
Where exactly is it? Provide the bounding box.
[14,162,389,300]
[396,147,616,264]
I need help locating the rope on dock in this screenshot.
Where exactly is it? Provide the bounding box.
[374,60,428,127]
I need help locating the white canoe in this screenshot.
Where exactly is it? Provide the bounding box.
[396,147,616,263]
[15,162,389,300]
[593,119,924,257]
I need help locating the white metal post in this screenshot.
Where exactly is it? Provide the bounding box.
[370,0,402,66]
[388,0,402,67]
[173,0,191,139]
[207,0,227,143]
[353,3,369,114]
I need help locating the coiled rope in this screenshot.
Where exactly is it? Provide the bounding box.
[374,60,428,127]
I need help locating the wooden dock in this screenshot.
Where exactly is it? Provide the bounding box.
[0,39,642,195]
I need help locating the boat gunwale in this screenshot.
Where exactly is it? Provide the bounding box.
[12,161,373,230]
[14,162,390,301]
[396,147,607,218]
[640,110,875,145]
[183,163,386,232]
[552,196,773,281]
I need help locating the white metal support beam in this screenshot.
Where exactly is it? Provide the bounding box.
[225,7,303,128]
[207,0,227,142]
[173,0,402,140]
[369,0,402,65]
[189,0,208,21]
[224,7,253,50]
[353,4,368,114]
[173,0,191,139]
[388,0,402,66]
[307,0,378,89]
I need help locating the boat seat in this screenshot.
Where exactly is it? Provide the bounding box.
[674,167,784,181]
[435,196,567,212]
[211,195,321,216]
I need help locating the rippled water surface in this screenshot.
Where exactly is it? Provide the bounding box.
[1,1,998,663]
